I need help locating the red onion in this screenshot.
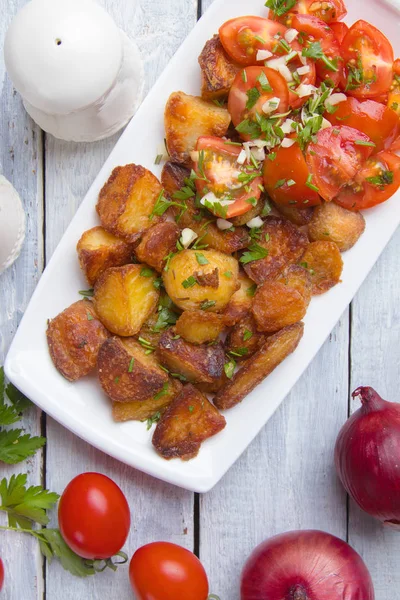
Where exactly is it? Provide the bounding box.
[335,386,400,527]
[240,530,374,600]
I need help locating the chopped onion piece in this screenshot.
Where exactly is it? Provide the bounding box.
[297,65,311,76]
[284,28,299,43]
[256,49,273,61]
[325,92,347,108]
[190,150,200,162]
[237,149,247,165]
[266,56,287,71]
[278,64,293,82]
[180,228,198,249]
[296,83,317,98]
[298,51,308,66]
[246,216,264,228]
[285,51,298,64]
[321,117,332,130]
[216,218,233,230]
[251,147,266,161]
[281,138,295,148]
[262,97,281,114]
[281,119,296,134]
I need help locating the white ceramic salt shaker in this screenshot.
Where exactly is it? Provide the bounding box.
[0,177,26,275]
[4,0,144,142]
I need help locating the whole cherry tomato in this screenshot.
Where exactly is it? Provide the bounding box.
[0,558,4,591]
[129,542,209,600]
[58,472,130,560]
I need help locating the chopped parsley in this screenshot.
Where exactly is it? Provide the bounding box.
[140,267,154,277]
[242,70,248,83]
[146,411,162,430]
[138,337,156,353]
[79,289,94,298]
[188,405,195,413]
[229,348,249,357]
[274,179,286,189]
[243,329,253,342]
[195,252,209,266]
[154,154,163,165]
[240,242,269,265]
[154,383,169,401]
[257,71,272,92]
[200,300,216,310]
[182,276,198,289]
[246,87,261,110]
[392,102,399,111]
[306,174,319,193]
[224,359,236,379]
[152,306,178,332]
[223,271,233,278]
[128,358,135,373]
[302,42,338,72]
[261,200,272,217]
[246,284,257,297]
[87,313,94,321]
[150,190,186,219]
[345,55,376,92]
[366,170,394,188]
[265,0,296,17]
[354,140,376,147]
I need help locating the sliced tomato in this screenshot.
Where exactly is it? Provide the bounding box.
[263,139,321,207]
[292,14,343,87]
[390,135,400,153]
[387,58,400,116]
[306,125,375,201]
[193,136,263,219]
[336,151,400,210]
[341,20,394,98]
[219,17,288,66]
[268,0,347,26]
[228,66,289,139]
[325,97,400,153]
[330,22,348,46]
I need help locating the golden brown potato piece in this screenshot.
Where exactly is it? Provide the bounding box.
[163,249,239,312]
[152,384,226,460]
[175,311,225,345]
[225,315,267,360]
[158,329,225,384]
[47,300,109,381]
[112,378,182,422]
[161,161,191,199]
[198,35,240,100]
[223,270,255,326]
[214,322,304,410]
[251,280,307,333]
[98,337,168,403]
[308,202,366,251]
[230,196,263,227]
[273,202,315,226]
[164,91,231,165]
[300,241,343,295]
[94,264,159,336]
[96,164,163,243]
[276,264,312,308]
[77,226,134,286]
[135,221,180,273]
[243,216,309,284]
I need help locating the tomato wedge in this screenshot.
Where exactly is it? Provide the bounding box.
[267,0,347,26]
[263,139,321,207]
[336,151,400,210]
[228,66,289,139]
[387,58,400,116]
[330,21,348,46]
[306,125,375,201]
[193,136,263,219]
[341,20,394,98]
[292,14,343,87]
[219,17,288,66]
[325,97,400,153]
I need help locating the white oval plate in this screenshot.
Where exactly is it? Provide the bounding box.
[5,0,400,492]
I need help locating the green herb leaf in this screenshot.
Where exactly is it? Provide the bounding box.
[154,383,169,401]
[224,359,236,379]
[257,71,272,92]
[243,329,253,342]
[182,276,198,289]
[366,170,394,187]
[302,41,338,72]
[246,284,257,297]
[36,528,98,577]
[152,306,178,332]
[154,154,163,165]
[354,140,376,147]
[78,289,94,298]
[274,179,286,189]
[240,243,269,265]
[229,348,249,357]
[265,0,296,17]
[223,271,233,278]
[200,300,216,311]
[128,358,135,373]
[195,252,209,266]
[242,70,248,83]
[246,87,261,110]
[0,430,46,466]
[87,313,94,321]
[146,411,162,430]
[0,474,59,528]
[4,383,31,414]
[0,404,20,427]
[140,267,154,277]
[138,337,156,352]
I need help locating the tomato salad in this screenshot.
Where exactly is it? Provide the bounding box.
[196,3,400,217]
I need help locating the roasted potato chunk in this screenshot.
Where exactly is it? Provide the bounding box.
[98,337,168,403]
[162,249,239,312]
[223,270,255,326]
[243,216,309,284]
[175,310,225,345]
[158,329,225,384]
[96,164,163,243]
[47,300,109,381]
[152,384,226,460]
[198,35,240,101]
[94,264,159,336]
[77,226,134,286]
[214,323,304,410]
[161,161,190,199]
[300,241,343,295]
[230,196,264,227]
[135,221,180,272]
[164,91,231,165]
[276,264,312,308]
[273,202,315,226]
[251,280,307,333]
[112,378,182,422]
[308,202,366,251]
[225,315,267,360]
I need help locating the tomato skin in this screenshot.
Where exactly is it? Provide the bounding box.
[129,542,209,600]
[336,151,400,210]
[268,0,347,26]
[330,21,348,46]
[387,58,400,115]
[194,136,263,219]
[325,97,400,153]
[341,20,394,98]
[263,141,321,207]
[306,126,374,201]
[58,473,130,560]
[219,17,288,66]
[0,558,4,591]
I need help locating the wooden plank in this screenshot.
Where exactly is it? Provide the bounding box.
[0,1,45,598]
[349,231,400,599]
[44,1,197,597]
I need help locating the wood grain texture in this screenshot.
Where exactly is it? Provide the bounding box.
[0,1,44,598]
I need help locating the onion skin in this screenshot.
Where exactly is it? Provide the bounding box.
[335,386,400,527]
[240,530,374,600]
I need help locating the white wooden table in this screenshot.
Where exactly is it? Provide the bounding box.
[0,0,399,598]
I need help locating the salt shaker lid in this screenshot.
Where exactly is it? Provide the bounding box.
[4,0,123,115]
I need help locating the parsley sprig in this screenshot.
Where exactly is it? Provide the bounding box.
[302,42,338,72]
[240,242,269,265]
[265,0,296,17]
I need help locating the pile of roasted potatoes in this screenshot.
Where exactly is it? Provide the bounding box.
[46,32,367,462]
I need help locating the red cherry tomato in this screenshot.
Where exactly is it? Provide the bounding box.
[268,0,347,25]
[0,558,4,591]
[129,542,209,600]
[325,97,400,153]
[263,139,321,207]
[341,20,394,98]
[292,14,343,87]
[387,58,400,116]
[306,125,374,201]
[193,136,263,219]
[330,21,348,46]
[58,473,130,560]
[336,150,400,210]
[219,16,288,65]
[228,66,289,139]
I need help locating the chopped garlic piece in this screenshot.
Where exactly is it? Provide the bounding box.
[237,149,247,165]
[256,49,273,61]
[180,228,198,249]
[262,97,281,114]
[190,150,200,162]
[285,28,299,43]
[278,64,293,82]
[297,65,311,76]
[281,119,296,134]
[296,84,317,98]
[324,92,347,108]
[281,138,295,148]
[216,218,233,230]
[246,216,264,228]
[266,56,287,71]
